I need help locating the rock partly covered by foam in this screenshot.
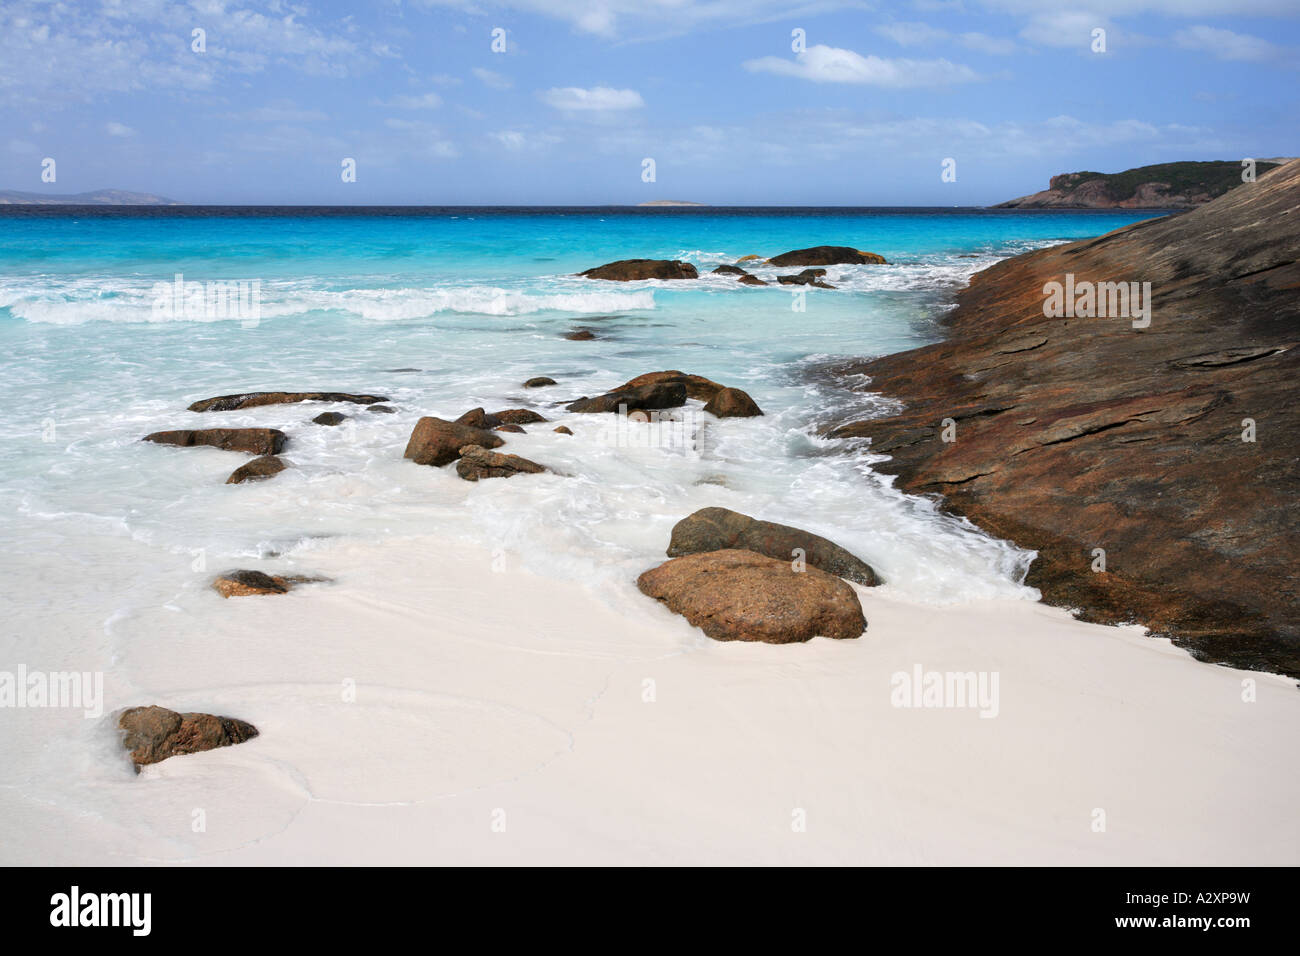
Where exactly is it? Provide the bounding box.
[404,417,503,467]
[832,158,1300,678]
[667,507,877,585]
[767,246,886,266]
[118,705,258,771]
[211,569,326,597]
[566,382,688,414]
[610,370,726,402]
[578,259,699,281]
[637,549,867,643]
[523,377,558,388]
[188,391,388,412]
[455,445,547,481]
[144,428,287,456]
[312,412,348,426]
[455,408,548,429]
[777,268,835,289]
[703,387,764,418]
[225,455,288,484]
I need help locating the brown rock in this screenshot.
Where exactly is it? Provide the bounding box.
[578,259,699,281]
[144,428,287,456]
[636,549,866,643]
[553,426,573,435]
[737,275,768,286]
[212,570,290,597]
[703,387,764,418]
[566,382,687,414]
[455,408,495,429]
[118,705,258,771]
[736,254,762,262]
[565,329,597,340]
[404,417,503,467]
[767,246,887,266]
[712,264,750,276]
[831,158,1300,677]
[188,391,387,412]
[495,408,548,425]
[524,377,558,388]
[495,423,526,433]
[366,405,397,414]
[225,455,288,484]
[777,268,836,289]
[455,445,547,481]
[667,507,877,585]
[312,412,348,426]
[611,370,726,402]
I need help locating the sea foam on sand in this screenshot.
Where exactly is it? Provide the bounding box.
[2,536,1296,866]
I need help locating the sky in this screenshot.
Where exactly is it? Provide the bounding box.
[1,0,1297,205]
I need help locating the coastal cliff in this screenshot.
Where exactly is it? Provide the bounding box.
[835,159,1300,677]
[993,160,1281,209]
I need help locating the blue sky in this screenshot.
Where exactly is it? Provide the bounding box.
[1,0,1297,205]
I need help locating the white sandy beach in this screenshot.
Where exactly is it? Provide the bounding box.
[4,536,1296,866]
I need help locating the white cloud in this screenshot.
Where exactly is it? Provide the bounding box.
[488,129,561,151]
[472,67,513,90]
[1019,11,1110,48]
[1174,25,1277,62]
[875,22,949,46]
[744,45,981,87]
[383,92,443,109]
[958,32,1019,55]
[105,121,134,137]
[540,86,644,110]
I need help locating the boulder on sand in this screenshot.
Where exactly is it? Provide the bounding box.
[636,549,866,643]
[225,455,288,484]
[578,259,699,281]
[666,507,878,585]
[118,705,258,771]
[703,387,764,418]
[188,391,387,412]
[404,417,503,467]
[144,428,287,456]
[455,445,547,481]
[767,246,887,267]
[566,381,687,414]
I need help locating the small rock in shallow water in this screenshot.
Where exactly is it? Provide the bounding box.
[703,387,763,418]
[118,705,258,771]
[366,404,397,414]
[566,382,687,414]
[404,417,503,467]
[553,426,573,435]
[455,445,547,481]
[565,329,597,341]
[226,455,288,484]
[578,259,698,281]
[524,376,558,388]
[144,428,287,456]
[495,423,526,433]
[188,391,387,412]
[312,412,348,426]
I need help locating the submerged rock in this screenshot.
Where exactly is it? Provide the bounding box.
[767,246,887,266]
[737,275,768,286]
[366,404,397,414]
[118,705,258,771]
[225,455,288,484]
[312,412,348,426]
[565,329,597,341]
[144,428,287,456]
[455,445,547,481]
[636,549,866,643]
[712,264,750,276]
[524,376,558,388]
[578,259,699,281]
[553,426,573,435]
[188,391,387,412]
[703,387,764,418]
[404,417,504,467]
[667,507,877,585]
[777,268,836,289]
[566,382,687,414]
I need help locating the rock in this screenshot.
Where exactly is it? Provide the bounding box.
[566,382,687,414]
[565,329,597,341]
[211,570,326,597]
[636,549,866,643]
[455,445,547,481]
[993,160,1282,209]
[118,705,259,771]
[777,268,836,289]
[366,405,397,414]
[495,409,548,425]
[225,455,288,484]
[736,254,762,262]
[767,246,887,266]
[712,265,750,276]
[666,507,877,585]
[524,377,558,388]
[737,275,768,286]
[578,259,699,281]
[831,158,1300,678]
[703,387,764,418]
[610,370,726,402]
[403,417,503,467]
[495,424,526,433]
[312,412,347,426]
[144,428,287,456]
[188,391,388,412]
[553,426,573,435]
[455,408,494,429]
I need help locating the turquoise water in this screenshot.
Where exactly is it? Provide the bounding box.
[0,206,1162,637]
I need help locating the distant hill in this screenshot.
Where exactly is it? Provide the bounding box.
[637,199,706,207]
[0,189,181,205]
[994,160,1285,209]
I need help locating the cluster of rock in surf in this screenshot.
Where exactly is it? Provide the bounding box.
[577,245,887,291]
[116,245,887,769]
